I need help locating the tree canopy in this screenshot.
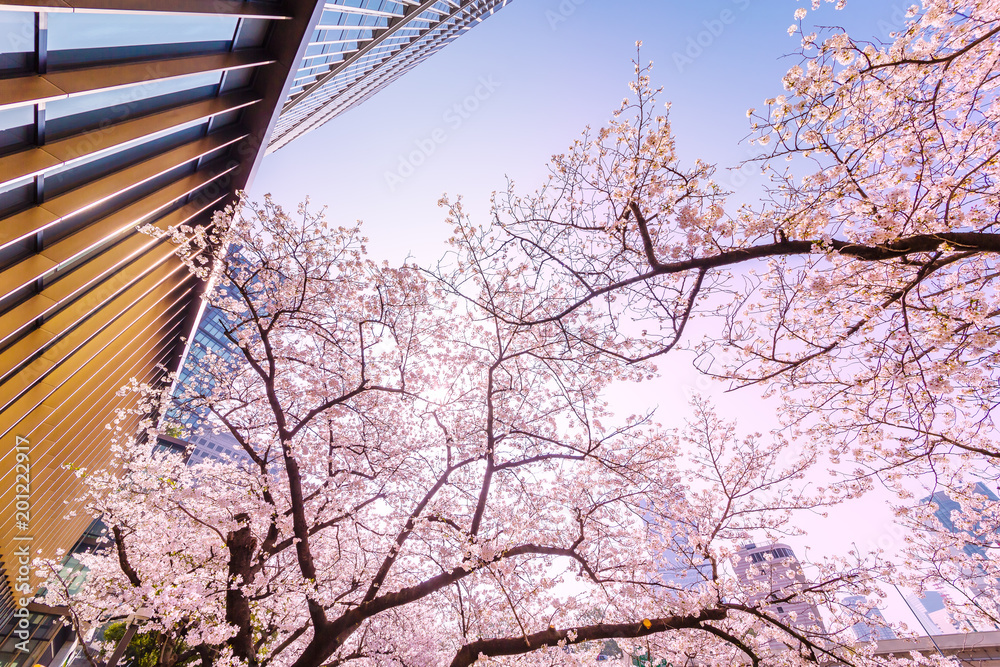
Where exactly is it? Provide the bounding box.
[40,1,1000,666]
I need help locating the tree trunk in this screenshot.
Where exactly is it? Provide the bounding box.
[226,513,258,666]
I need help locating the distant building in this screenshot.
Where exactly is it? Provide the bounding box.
[733,543,827,634]
[154,431,251,469]
[185,430,251,467]
[637,500,713,593]
[843,595,897,642]
[924,482,999,557]
[656,529,713,592]
[918,483,1000,630]
[874,629,1000,665]
[904,591,960,635]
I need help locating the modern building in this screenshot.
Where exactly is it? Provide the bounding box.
[733,543,827,635]
[653,524,713,593]
[0,0,511,651]
[268,0,512,152]
[903,590,959,635]
[637,500,713,593]
[874,629,1000,665]
[918,483,1000,629]
[184,430,251,467]
[843,595,896,642]
[924,481,999,557]
[0,518,106,667]
[166,248,247,435]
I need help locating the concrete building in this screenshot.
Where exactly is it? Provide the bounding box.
[733,543,827,635]
[0,0,511,658]
[875,630,1000,666]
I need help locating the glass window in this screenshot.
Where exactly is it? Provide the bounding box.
[48,13,238,51]
[46,72,222,121]
[0,12,34,55]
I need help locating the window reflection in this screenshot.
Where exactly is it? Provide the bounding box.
[47,13,239,51]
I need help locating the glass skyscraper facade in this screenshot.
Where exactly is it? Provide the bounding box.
[269,0,512,152]
[925,482,999,557]
[843,595,897,642]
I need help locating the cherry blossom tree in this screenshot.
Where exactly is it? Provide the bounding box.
[40,196,907,667]
[442,0,1000,630]
[39,0,1000,661]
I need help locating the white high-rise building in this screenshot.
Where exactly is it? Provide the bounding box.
[733,543,827,635]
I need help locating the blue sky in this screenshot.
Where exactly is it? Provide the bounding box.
[254,0,910,263]
[252,0,928,631]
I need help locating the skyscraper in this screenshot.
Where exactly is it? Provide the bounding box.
[268,0,512,152]
[733,543,827,635]
[924,482,999,557]
[903,590,961,635]
[917,482,1000,630]
[843,595,897,642]
[0,0,511,643]
[652,522,713,593]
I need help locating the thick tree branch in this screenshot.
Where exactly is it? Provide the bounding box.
[447,610,728,667]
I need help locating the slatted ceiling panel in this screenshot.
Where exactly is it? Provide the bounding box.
[10,336,179,513]
[0,208,56,251]
[12,312,188,538]
[39,261,197,379]
[37,334,185,469]
[0,239,192,368]
[0,178,230,317]
[0,233,194,358]
[29,195,228,292]
[0,256,198,427]
[0,282,194,484]
[2,343,184,565]
[37,128,247,227]
[0,348,178,518]
[45,305,187,448]
[0,51,274,112]
[0,132,244,253]
[0,91,260,188]
[0,0,323,642]
[30,318,185,481]
[0,0,289,18]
